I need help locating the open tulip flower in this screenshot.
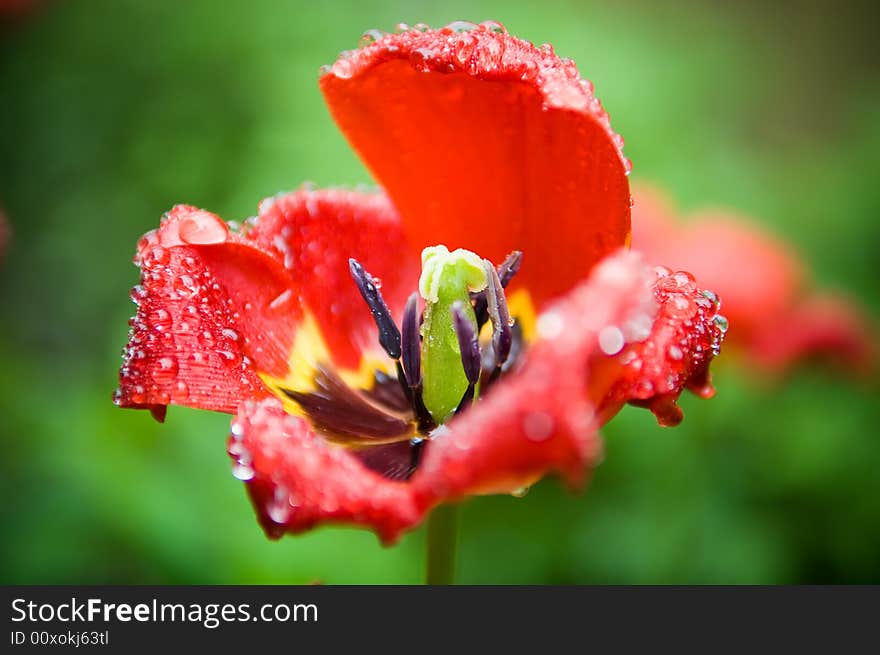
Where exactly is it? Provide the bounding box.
[114,22,729,581]
[631,183,875,375]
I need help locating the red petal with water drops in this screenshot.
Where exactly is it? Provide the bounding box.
[115,205,291,415]
[594,266,727,427]
[245,189,415,370]
[116,190,412,416]
[631,183,875,374]
[321,23,631,307]
[230,398,425,545]
[631,185,802,343]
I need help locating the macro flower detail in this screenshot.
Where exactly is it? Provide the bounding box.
[115,22,728,546]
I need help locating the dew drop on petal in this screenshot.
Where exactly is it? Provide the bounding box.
[446,20,477,33]
[479,20,507,33]
[536,311,564,339]
[266,486,292,524]
[231,464,254,481]
[598,325,625,355]
[358,28,384,48]
[523,411,555,442]
[178,211,229,245]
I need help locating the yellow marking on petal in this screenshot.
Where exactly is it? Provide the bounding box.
[258,310,396,418]
[339,351,394,390]
[506,289,538,343]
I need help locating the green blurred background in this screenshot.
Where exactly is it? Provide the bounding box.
[1,0,878,583]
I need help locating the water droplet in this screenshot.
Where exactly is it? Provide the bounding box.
[598,325,625,355]
[178,211,228,245]
[150,308,172,332]
[221,328,239,342]
[330,58,354,79]
[410,47,434,72]
[713,315,729,333]
[147,246,168,267]
[479,20,507,33]
[173,274,200,298]
[266,486,291,523]
[536,311,564,339]
[358,28,384,48]
[269,289,293,311]
[446,20,477,33]
[155,355,179,381]
[667,295,696,319]
[231,464,254,481]
[668,345,684,361]
[129,285,147,305]
[523,411,554,442]
[511,487,530,498]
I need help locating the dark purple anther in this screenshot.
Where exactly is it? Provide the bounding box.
[497,250,522,288]
[451,301,481,384]
[484,262,512,371]
[401,292,421,388]
[349,258,401,360]
[473,251,522,328]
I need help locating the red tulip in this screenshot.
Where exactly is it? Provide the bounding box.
[115,24,727,545]
[632,183,875,375]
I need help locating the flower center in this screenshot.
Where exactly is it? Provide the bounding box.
[278,244,523,481]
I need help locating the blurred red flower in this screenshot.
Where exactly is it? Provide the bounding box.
[115,23,727,544]
[632,183,875,375]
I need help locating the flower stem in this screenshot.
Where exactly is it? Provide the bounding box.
[425,503,460,585]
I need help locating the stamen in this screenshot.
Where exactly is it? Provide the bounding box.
[451,301,481,384]
[497,250,523,288]
[400,291,436,433]
[452,301,481,415]
[282,366,414,441]
[401,292,422,388]
[484,261,512,378]
[348,258,401,359]
[473,251,522,329]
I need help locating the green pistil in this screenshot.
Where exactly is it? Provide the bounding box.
[419,245,488,424]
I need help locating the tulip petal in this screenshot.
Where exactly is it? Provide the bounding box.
[321,24,631,307]
[595,265,728,427]
[115,205,287,415]
[116,190,414,416]
[748,294,876,374]
[229,398,425,545]
[246,189,416,370]
[631,183,875,374]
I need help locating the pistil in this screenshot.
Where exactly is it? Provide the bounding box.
[418,246,489,423]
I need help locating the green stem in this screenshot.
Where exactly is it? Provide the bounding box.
[425,503,460,585]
